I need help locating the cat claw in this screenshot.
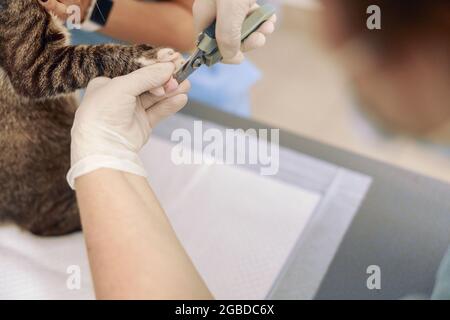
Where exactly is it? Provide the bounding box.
[156,48,185,72]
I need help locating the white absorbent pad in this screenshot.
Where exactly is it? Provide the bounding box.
[0,136,322,299]
[141,138,321,299]
[0,226,94,300]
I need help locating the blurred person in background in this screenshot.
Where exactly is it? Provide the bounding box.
[321,0,450,142]
[320,0,450,299]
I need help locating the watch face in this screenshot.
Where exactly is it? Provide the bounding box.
[91,0,114,26]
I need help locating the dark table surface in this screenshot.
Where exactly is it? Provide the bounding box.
[181,102,450,300]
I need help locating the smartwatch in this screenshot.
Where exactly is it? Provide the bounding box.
[82,0,114,32]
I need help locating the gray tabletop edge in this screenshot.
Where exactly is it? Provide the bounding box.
[180,102,450,300]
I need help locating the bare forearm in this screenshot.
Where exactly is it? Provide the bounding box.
[75,169,212,300]
[100,0,196,52]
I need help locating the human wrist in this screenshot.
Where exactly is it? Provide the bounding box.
[68,129,148,189]
[73,167,129,196]
[67,153,147,190]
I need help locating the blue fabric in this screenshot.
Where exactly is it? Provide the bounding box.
[70,29,260,117]
[187,61,261,118]
[71,29,121,45]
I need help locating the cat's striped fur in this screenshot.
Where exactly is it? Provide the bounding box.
[0,0,170,235]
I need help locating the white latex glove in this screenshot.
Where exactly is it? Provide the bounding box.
[67,63,190,189]
[193,0,277,64]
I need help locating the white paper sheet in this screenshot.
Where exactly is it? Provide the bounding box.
[0,226,93,300]
[0,136,321,299]
[141,138,321,299]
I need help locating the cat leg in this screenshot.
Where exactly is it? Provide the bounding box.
[2,2,184,99]
[28,202,81,237]
[16,193,81,237]
[18,189,81,237]
[7,44,185,100]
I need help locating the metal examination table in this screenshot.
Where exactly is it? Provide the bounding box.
[177,101,450,300]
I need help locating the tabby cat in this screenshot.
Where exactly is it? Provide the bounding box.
[0,0,183,236]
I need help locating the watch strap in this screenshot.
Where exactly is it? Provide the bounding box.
[82,0,114,32]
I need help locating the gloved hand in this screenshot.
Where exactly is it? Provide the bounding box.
[67,63,190,189]
[193,0,277,64]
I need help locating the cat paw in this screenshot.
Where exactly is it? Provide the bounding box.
[137,48,185,72]
[156,48,185,72]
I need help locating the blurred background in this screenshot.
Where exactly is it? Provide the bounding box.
[244,0,450,183]
[72,0,450,183]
